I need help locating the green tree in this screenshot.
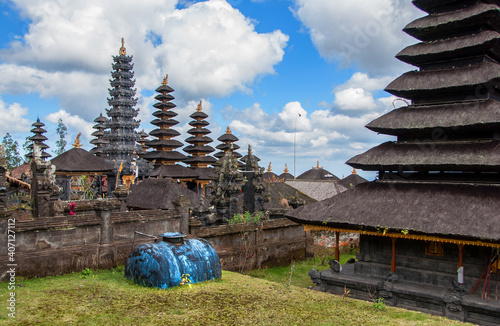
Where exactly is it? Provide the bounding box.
[54,118,67,156]
[22,136,32,162]
[2,133,23,169]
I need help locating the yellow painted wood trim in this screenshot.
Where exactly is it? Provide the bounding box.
[302,224,500,248]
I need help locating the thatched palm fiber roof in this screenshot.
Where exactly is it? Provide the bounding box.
[412,0,476,13]
[126,178,209,210]
[285,180,347,201]
[263,182,316,211]
[296,167,340,181]
[338,174,368,189]
[396,30,500,66]
[385,61,500,99]
[148,164,199,179]
[347,140,500,172]
[404,3,500,41]
[286,181,500,242]
[366,99,500,137]
[51,148,113,173]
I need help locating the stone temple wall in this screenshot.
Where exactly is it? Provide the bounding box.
[0,198,312,280]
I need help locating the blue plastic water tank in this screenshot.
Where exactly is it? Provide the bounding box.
[125,232,221,289]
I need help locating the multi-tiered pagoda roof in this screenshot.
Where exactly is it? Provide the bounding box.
[214,127,242,159]
[102,39,142,173]
[26,118,51,160]
[89,113,108,157]
[286,2,500,320]
[144,76,198,180]
[183,101,217,168]
[289,0,500,245]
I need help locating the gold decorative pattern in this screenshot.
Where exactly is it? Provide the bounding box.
[425,241,444,256]
[301,224,500,249]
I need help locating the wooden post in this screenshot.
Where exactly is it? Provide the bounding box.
[391,238,397,273]
[458,244,464,268]
[335,231,340,262]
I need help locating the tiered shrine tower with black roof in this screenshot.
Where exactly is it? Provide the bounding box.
[287,1,500,323]
[183,101,217,168]
[214,127,242,159]
[143,76,198,182]
[26,118,51,160]
[89,113,108,157]
[102,39,143,175]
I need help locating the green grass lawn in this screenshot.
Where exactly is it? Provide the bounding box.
[243,248,357,288]
[0,264,468,326]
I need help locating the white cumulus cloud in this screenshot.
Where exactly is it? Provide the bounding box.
[293,0,422,75]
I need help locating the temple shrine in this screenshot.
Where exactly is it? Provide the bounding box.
[287,1,500,323]
[143,75,199,183]
[89,113,108,157]
[102,39,151,184]
[25,118,51,160]
[182,100,217,195]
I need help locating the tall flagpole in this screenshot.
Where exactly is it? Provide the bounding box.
[294,114,298,179]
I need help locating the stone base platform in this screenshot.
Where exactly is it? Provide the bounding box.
[309,264,500,326]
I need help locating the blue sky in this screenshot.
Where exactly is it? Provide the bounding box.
[0,0,423,179]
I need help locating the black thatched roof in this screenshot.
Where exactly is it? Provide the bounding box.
[51,148,113,173]
[296,167,340,181]
[396,30,500,66]
[338,173,368,189]
[404,3,500,41]
[285,180,347,201]
[263,182,316,211]
[286,181,500,242]
[347,140,500,172]
[385,61,500,99]
[143,151,187,162]
[148,164,199,179]
[279,172,294,181]
[366,99,500,137]
[126,178,209,210]
[189,167,216,180]
[412,0,474,13]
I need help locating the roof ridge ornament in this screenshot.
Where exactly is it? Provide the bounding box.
[226,126,232,134]
[119,38,126,55]
[162,74,168,85]
[313,161,322,169]
[197,100,202,112]
[267,162,272,172]
[73,133,82,149]
[284,163,289,173]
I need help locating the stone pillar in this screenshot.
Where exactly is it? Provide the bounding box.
[30,156,60,218]
[173,195,191,235]
[112,184,129,212]
[100,210,113,244]
[95,202,116,269]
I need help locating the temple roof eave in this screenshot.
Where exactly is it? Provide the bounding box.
[286,181,500,243]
